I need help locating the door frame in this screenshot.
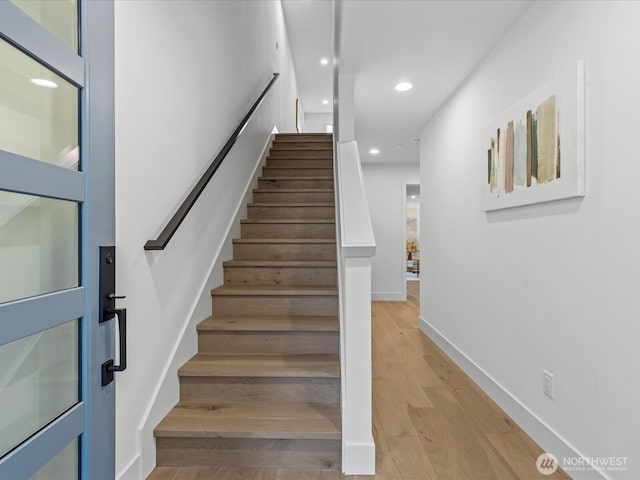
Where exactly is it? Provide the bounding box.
[0,1,116,478]
[81,1,116,478]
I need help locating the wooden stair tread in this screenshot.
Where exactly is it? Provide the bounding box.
[271,147,332,150]
[267,154,332,157]
[179,353,340,378]
[268,152,332,154]
[254,189,334,193]
[212,285,337,296]
[273,141,333,145]
[270,151,332,155]
[260,176,334,180]
[155,401,340,440]
[271,142,333,151]
[276,133,331,137]
[264,167,333,171]
[197,315,339,332]
[273,141,331,144]
[248,203,335,207]
[240,219,335,224]
[232,238,335,244]
[223,260,336,267]
[212,285,337,295]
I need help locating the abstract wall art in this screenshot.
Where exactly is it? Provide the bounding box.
[482,61,585,211]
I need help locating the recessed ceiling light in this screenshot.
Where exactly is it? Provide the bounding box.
[395,82,413,92]
[320,58,329,65]
[411,195,417,199]
[322,99,329,105]
[30,78,58,88]
[410,138,420,144]
[369,148,380,155]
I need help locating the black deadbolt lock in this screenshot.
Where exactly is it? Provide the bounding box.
[99,246,118,323]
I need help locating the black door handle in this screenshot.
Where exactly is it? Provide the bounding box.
[102,308,127,386]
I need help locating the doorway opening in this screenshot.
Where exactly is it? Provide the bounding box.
[405,184,420,283]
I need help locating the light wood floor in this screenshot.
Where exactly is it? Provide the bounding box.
[406,280,419,307]
[149,281,569,479]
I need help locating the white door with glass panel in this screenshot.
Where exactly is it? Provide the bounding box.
[0,1,117,478]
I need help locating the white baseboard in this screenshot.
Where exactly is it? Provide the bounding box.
[117,454,140,480]
[418,316,607,480]
[343,439,376,476]
[372,292,405,301]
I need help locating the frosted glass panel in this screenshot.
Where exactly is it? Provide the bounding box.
[0,320,78,457]
[0,191,78,304]
[10,0,78,52]
[0,39,79,169]
[30,438,78,480]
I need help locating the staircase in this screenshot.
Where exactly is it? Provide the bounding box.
[154,133,341,470]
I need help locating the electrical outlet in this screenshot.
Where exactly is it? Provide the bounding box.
[543,370,554,398]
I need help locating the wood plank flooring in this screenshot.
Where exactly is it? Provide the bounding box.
[149,281,570,479]
[406,281,419,307]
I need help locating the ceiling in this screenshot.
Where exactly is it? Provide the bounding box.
[406,184,420,199]
[282,0,333,114]
[282,0,533,163]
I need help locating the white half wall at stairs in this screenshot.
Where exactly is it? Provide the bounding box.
[335,140,376,475]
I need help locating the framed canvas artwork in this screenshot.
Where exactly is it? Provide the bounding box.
[482,61,585,211]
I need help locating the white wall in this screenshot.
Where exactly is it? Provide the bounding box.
[114,2,298,478]
[304,112,333,133]
[420,2,640,479]
[338,74,354,142]
[362,163,419,300]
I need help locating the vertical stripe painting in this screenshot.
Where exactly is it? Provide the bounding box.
[487,95,559,193]
[513,119,526,187]
[482,61,585,211]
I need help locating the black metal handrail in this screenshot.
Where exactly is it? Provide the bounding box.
[144,73,280,250]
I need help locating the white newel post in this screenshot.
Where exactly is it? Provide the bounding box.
[336,141,376,475]
[342,255,375,474]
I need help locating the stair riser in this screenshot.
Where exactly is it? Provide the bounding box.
[198,332,339,354]
[275,135,332,142]
[269,150,333,159]
[253,191,335,203]
[224,266,337,286]
[233,243,336,261]
[272,140,333,147]
[212,296,338,316]
[266,158,333,167]
[271,143,332,150]
[156,437,341,469]
[179,377,340,403]
[241,223,335,239]
[259,178,334,189]
[263,167,333,177]
[247,206,335,220]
